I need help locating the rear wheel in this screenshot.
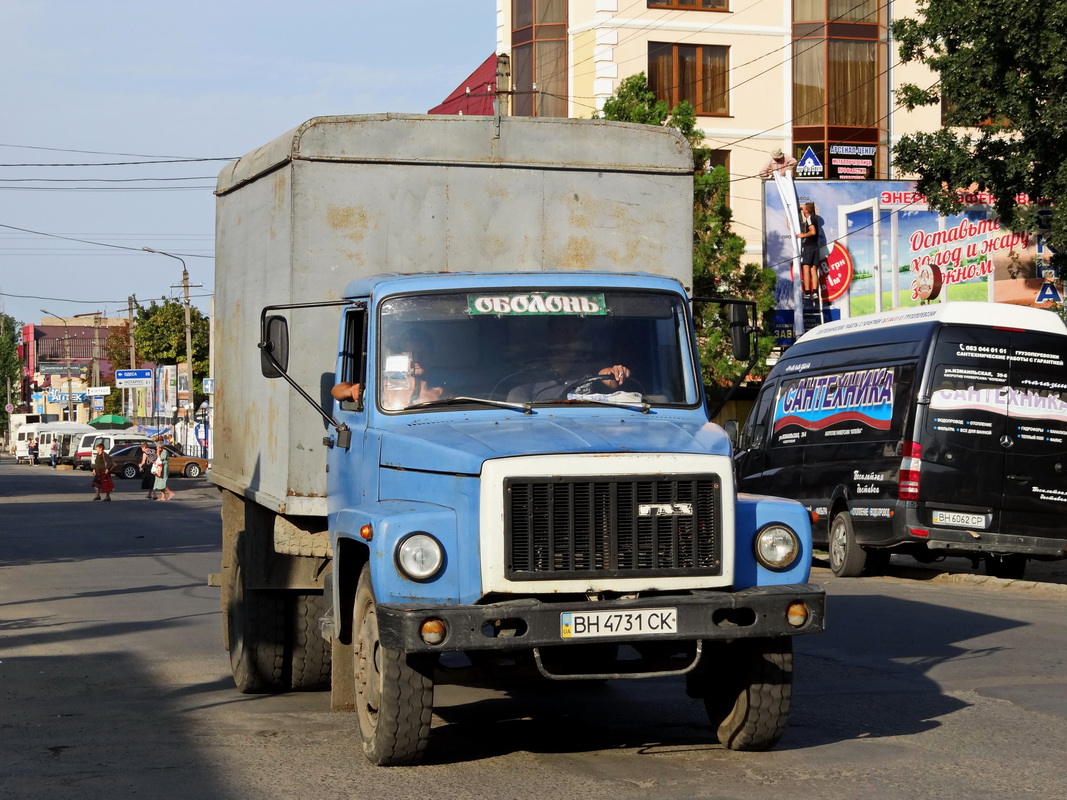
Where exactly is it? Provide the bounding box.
[226,559,288,693]
[353,564,434,765]
[121,463,139,480]
[828,511,870,577]
[701,637,793,751]
[290,592,332,691]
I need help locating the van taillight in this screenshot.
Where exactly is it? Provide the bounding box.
[898,440,923,501]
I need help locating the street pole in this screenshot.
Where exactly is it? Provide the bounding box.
[41,309,75,422]
[127,295,137,421]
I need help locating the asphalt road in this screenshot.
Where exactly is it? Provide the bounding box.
[2,457,1066,800]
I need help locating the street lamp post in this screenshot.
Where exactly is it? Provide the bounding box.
[40,309,76,422]
[143,247,196,449]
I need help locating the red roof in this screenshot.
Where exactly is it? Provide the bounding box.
[428,54,498,116]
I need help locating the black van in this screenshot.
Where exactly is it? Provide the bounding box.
[734,302,1067,579]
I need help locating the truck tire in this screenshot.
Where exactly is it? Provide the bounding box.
[828,511,870,577]
[227,559,288,693]
[702,637,792,751]
[353,564,434,766]
[290,592,332,691]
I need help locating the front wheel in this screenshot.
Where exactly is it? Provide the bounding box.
[701,637,793,751]
[828,511,871,577]
[353,564,434,766]
[184,462,202,478]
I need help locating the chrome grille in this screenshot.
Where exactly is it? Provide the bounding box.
[505,475,722,580]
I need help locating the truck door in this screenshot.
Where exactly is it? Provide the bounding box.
[924,329,1067,545]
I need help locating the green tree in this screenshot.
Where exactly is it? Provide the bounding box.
[595,73,777,383]
[892,1,1067,255]
[102,323,133,415]
[132,299,210,408]
[1,313,23,432]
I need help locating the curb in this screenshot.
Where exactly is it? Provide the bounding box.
[812,561,1067,596]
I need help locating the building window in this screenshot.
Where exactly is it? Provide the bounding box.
[791,0,884,177]
[648,42,730,116]
[512,0,568,117]
[648,1,728,11]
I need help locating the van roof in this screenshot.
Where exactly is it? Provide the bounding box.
[797,302,1067,344]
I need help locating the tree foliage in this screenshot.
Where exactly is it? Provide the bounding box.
[116,299,210,409]
[1,313,22,427]
[595,73,777,383]
[892,0,1067,256]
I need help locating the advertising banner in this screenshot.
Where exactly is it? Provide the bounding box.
[763,180,1062,320]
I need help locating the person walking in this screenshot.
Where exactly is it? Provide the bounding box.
[28,438,39,466]
[49,439,59,469]
[138,442,158,500]
[153,445,175,501]
[91,443,114,501]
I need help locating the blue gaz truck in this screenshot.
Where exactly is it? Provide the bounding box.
[210,114,825,765]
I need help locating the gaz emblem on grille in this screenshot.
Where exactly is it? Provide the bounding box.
[637,502,694,517]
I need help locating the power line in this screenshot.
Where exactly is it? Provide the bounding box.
[0,222,213,258]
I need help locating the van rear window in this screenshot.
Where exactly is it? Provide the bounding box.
[770,365,912,446]
[928,331,1067,454]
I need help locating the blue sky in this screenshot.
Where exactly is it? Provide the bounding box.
[0,0,496,326]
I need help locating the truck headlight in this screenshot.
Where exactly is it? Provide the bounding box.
[395,532,444,581]
[754,524,800,570]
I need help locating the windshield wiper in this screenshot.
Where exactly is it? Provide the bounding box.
[413,396,533,413]
[530,397,651,413]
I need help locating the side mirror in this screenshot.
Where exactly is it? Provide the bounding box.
[729,304,751,362]
[750,423,766,450]
[723,419,739,447]
[260,315,290,378]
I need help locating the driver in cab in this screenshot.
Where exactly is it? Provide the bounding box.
[507,315,630,403]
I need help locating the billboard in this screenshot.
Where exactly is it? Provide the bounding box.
[763,180,1062,319]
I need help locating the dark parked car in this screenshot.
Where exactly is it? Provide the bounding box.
[107,443,208,480]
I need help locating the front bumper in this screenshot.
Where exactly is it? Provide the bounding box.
[376,583,826,654]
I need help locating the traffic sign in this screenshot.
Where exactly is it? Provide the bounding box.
[4,403,13,413]
[115,369,153,388]
[203,378,215,394]
[87,386,112,397]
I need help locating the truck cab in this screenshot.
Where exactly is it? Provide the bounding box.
[250,270,824,764]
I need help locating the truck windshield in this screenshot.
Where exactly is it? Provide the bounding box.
[377,289,697,411]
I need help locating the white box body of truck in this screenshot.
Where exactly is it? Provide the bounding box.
[212,114,693,516]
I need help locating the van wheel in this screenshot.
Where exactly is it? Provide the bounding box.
[985,554,1027,580]
[353,564,434,765]
[828,511,869,577]
[701,638,792,751]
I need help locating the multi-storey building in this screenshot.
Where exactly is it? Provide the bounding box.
[488,0,939,263]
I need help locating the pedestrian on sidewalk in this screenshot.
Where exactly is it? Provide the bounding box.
[154,445,175,501]
[91,443,114,501]
[49,439,59,469]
